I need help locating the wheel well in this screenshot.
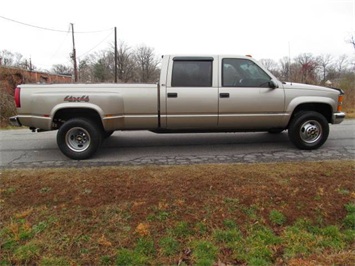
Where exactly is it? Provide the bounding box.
[52,108,103,130]
[290,103,332,124]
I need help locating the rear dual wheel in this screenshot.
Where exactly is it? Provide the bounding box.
[57,118,103,160]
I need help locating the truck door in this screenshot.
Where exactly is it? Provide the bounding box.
[218,57,285,129]
[165,57,219,129]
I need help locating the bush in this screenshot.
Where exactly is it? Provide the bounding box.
[0,83,16,127]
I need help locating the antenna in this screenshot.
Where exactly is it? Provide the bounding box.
[288,42,292,85]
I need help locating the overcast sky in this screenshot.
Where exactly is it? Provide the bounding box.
[1,0,354,70]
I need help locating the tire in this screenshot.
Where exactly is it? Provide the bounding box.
[288,111,329,150]
[57,118,103,160]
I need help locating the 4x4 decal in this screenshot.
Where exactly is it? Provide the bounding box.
[64,95,90,102]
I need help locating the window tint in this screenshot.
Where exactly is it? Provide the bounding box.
[222,58,271,87]
[172,60,212,87]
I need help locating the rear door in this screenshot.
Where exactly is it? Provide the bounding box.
[165,56,219,129]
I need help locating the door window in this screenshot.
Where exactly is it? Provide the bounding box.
[222,58,271,87]
[172,60,212,87]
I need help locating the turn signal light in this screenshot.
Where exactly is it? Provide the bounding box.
[337,95,343,112]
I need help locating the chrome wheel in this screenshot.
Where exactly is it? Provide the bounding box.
[288,111,329,150]
[299,120,322,144]
[58,118,102,160]
[65,127,91,152]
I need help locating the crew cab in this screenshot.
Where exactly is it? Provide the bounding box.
[10,55,345,160]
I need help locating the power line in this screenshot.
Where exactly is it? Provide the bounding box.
[49,25,71,61]
[0,15,112,34]
[78,31,114,58]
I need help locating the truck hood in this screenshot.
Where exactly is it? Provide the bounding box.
[283,82,344,94]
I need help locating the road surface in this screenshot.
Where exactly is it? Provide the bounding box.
[1,120,354,168]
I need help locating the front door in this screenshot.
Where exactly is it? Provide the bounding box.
[218,57,285,129]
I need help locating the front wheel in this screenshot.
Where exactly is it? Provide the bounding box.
[57,118,103,160]
[288,111,329,150]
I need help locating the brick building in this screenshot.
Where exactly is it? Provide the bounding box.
[0,66,72,85]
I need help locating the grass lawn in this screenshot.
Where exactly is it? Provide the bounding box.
[1,161,355,265]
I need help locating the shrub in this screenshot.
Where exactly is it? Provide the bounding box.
[0,84,16,127]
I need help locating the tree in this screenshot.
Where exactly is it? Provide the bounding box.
[0,50,35,71]
[115,41,135,83]
[0,50,16,66]
[279,57,291,81]
[335,54,348,74]
[259,58,280,77]
[52,64,73,76]
[92,50,115,82]
[295,53,319,84]
[317,54,332,83]
[93,58,110,82]
[78,58,92,83]
[133,45,160,83]
[347,35,355,51]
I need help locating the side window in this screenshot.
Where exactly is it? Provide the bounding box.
[172,60,212,87]
[222,58,271,87]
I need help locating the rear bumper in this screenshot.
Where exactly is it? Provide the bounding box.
[332,112,346,124]
[9,116,22,127]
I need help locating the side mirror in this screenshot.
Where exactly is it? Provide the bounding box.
[268,80,279,89]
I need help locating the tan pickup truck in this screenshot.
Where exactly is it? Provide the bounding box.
[10,55,345,159]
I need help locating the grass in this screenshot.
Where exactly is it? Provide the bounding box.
[1,161,355,265]
[269,210,287,226]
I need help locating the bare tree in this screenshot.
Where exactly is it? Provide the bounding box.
[0,49,35,70]
[317,54,332,83]
[295,53,319,84]
[279,57,291,81]
[52,64,73,76]
[0,50,16,66]
[78,57,94,83]
[347,35,355,51]
[259,58,280,77]
[335,54,348,73]
[133,45,160,83]
[115,41,135,83]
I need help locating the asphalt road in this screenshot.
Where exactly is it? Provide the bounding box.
[1,120,354,168]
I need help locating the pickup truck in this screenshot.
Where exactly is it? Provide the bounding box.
[10,55,345,160]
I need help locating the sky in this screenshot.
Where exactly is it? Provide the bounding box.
[1,0,354,71]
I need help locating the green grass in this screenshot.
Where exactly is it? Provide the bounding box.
[269,210,287,226]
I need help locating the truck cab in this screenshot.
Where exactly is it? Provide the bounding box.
[160,55,285,130]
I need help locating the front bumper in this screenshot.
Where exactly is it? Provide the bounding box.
[332,112,346,124]
[9,116,22,127]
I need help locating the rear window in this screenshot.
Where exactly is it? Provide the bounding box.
[172,60,212,87]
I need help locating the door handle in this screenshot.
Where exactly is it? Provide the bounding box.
[220,93,230,98]
[167,92,178,98]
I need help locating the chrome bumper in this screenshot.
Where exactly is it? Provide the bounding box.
[332,112,346,124]
[9,116,22,127]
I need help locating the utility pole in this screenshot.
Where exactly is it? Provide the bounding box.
[114,27,118,83]
[71,23,78,82]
